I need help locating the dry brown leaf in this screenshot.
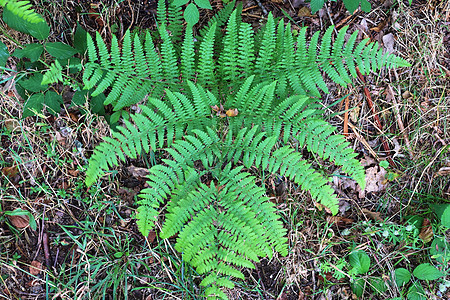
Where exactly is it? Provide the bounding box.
[2,165,18,178]
[436,167,450,176]
[327,216,353,227]
[8,210,30,229]
[211,105,219,112]
[147,231,157,244]
[360,156,376,167]
[54,131,66,147]
[419,218,433,243]
[382,33,395,54]
[358,166,387,198]
[297,6,312,17]
[370,19,387,32]
[4,119,20,132]
[68,169,80,176]
[362,208,383,222]
[225,108,238,117]
[127,166,150,178]
[30,261,43,275]
[315,202,332,214]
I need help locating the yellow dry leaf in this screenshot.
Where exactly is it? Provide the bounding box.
[226,108,238,117]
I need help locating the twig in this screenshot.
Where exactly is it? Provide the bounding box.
[343,96,349,137]
[388,85,414,158]
[355,67,396,168]
[254,0,268,16]
[43,232,51,269]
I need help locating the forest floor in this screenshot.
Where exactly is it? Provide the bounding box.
[0,0,449,299]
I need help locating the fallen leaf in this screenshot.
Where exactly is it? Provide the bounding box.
[68,112,79,122]
[360,156,376,167]
[29,261,43,275]
[127,166,150,178]
[362,208,383,222]
[315,202,332,214]
[382,33,395,54]
[54,131,66,146]
[4,119,20,132]
[226,108,238,117]
[327,216,354,227]
[211,105,219,112]
[68,169,79,176]
[419,218,433,243]
[402,90,412,99]
[358,166,387,198]
[8,210,30,229]
[147,230,157,244]
[436,167,450,176]
[297,6,312,17]
[370,19,387,32]
[2,165,18,178]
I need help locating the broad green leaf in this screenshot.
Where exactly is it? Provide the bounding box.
[349,250,371,275]
[12,43,43,62]
[359,0,371,12]
[2,7,49,40]
[4,209,37,230]
[430,203,450,228]
[0,41,9,67]
[71,90,89,106]
[23,93,44,118]
[342,0,372,13]
[430,237,449,264]
[184,3,199,25]
[310,0,326,14]
[351,277,365,297]
[413,263,444,280]
[46,42,77,59]
[369,277,388,294]
[91,93,106,115]
[18,73,48,92]
[194,0,212,9]
[407,282,426,300]
[173,0,190,7]
[394,268,411,287]
[73,23,88,54]
[44,90,63,114]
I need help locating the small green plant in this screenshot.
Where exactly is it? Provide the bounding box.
[349,237,449,299]
[0,3,104,118]
[310,0,371,15]
[83,1,409,298]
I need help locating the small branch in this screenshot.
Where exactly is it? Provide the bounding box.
[355,67,396,168]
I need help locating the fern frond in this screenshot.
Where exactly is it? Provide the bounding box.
[197,23,217,88]
[219,10,239,81]
[41,60,63,85]
[159,24,179,84]
[237,22,255,77]
[181,25,195,82]
[0,0,45,23]
[254,13,276,78]
[296,119,366,188]
[167,0,184,41]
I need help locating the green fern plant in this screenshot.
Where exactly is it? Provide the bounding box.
[83,2,409,298]
[83,2,408,114]
[0,0,45,23]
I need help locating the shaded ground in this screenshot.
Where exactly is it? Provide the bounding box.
[1,0,449,299]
